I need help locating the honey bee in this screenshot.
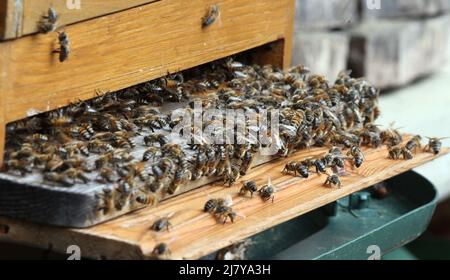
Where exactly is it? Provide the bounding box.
[152,243,171,257]
[53,31,70,62]
[347,145,364,168]
[239,181,257,197]
[380,124,403,147]
[405,135,422,153]
[151,217,172,232]
[96,188,114,214]
[259,177,275,203]
[114,180,133,211]
[214,205,237,224]
[3,159,33,174]
[424,137,446,155]
[202,4,220,28]
[88,139,114,153]
[64,167,90,184]
[167,169,191,195]
[43,172,73,186]
[388,145,402,160]
[96,167,116,183]
[144,133,168,147]
[152,158,175,180]
[203,196,232,213]
[324,174,342,188]
[401,147,414,160]
[38,7,58,33]
[144,175,163,193]
[27,133,49,143]
[143,147,162,162]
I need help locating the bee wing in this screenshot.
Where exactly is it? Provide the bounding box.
[222,194,234,207]
[337,69,352,77]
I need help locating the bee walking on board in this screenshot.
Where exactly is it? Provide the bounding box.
[239,181,258,197]
[424,137,447,155]
[38,7,58,33]
[259,177,275,203]
[202,5,220,28]
[323,173,342,188]
[53,31,71,62]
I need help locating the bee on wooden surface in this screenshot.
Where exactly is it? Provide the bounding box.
[96,188,114,215]
[259,177,275,203]
[282,161,298,176]
[424,137,446,155]
[202,4,220,28]
[144,133,169,147]
[151,217,172,232]
[214,205,237,224]
[114,180,133,211]
[388,145,402,160]
[38,7,58,33]
[168,169,192,195]
[53,31,70,62]
[223,165,240,187]
[203,196,233,213]
[311,158,327,175]
[405,135,422,153]
[152,243,171,258]
[401,147,414,160]
[132,189,157,206]
[239,181,257,197]
[380,124,403,147]
[204,198,220,213]
[347,145,364,168]
[324,174,342,188]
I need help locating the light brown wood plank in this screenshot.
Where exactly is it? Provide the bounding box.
[0,0,293,124]
[0,0,23,40]
[0,0,159,40]
[0,142,447,259]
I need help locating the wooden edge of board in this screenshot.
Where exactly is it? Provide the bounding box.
[0,143,448,259]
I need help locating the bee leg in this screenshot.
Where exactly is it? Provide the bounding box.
[271,196,274,203]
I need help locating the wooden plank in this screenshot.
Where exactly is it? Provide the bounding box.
[0,0,159,40]
[0,142,447,259]
[0,0,293,124]
[0,0,23,40]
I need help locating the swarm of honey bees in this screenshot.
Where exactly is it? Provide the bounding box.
[2,56,445,222]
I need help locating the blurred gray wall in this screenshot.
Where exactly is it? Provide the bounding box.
[292,0,450,89]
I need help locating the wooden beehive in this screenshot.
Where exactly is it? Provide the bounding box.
[0,0,294,164]
[0,0,295,227]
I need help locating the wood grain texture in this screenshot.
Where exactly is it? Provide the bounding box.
[0,0,293,123]
[0,0,159,40]
[0,143,447,259]
[0,0,23,40]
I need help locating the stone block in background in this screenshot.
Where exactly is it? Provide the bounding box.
[361,0,450,18]
[292,31,349,81]
[295,0,359,30]
[348,14,450,89]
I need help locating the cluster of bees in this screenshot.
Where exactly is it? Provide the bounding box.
[2,57,382,219]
